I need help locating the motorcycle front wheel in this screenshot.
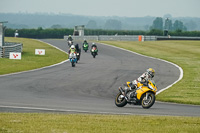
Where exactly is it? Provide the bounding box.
[141,92,155,109]
[115,92,127,107]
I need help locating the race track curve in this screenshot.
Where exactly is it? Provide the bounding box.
[0,39,199,116]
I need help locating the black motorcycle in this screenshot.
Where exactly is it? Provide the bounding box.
[90,46,98,58]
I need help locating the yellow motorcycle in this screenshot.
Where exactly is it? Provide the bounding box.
[115,80,157,109]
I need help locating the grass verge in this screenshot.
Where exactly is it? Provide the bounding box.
[0,37,68,75]
[100,41,200,105]
[0,113,200,133]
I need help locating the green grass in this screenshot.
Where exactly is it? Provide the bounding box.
[0,37,68,75]
[0,113,199,133]
[100,41,200,105]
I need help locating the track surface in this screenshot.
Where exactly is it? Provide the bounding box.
[0,39,199,116]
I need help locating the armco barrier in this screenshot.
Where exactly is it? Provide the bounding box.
[1,42,23,58]
[144,36,157,41]
[64,35,156,41]
[64,36,98,41]
[0,46,2,58]
[64,35,200,41]
[156,36,200,40]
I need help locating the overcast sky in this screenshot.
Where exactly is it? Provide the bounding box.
[1,0,200,17]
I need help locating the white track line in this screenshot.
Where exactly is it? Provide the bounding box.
[0,39,69,77]
[0,105,171,116]
[0,105,91,113]
[98,42,183,95]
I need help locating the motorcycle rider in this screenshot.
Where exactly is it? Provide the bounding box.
[90,43,98,55]
[91,42,97,48]
[133,68,155,88]
[82,39,89,52]
[75,44,81,53]
[67,35,73,47]
[67,35,73,41]
[124,68,155,94]
[75,44,81,60]
[68,45,76,55]
[83,39,88,45]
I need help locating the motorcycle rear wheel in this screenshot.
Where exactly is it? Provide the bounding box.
[115,92,127,107]
[141,92,155,109]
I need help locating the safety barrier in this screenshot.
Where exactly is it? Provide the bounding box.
[156,36,200,40]
[64,35,157,41]
[0,46,2,58]
[64,35,200,41]
[0,42,23,58]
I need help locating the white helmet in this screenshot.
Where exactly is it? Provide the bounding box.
[71,45,75,49]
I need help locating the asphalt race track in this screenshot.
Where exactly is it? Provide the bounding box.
[0,39,200,116]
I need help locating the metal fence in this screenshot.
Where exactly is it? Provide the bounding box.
[0,46,2,58]
[64,35,200,42]
[64,35,157,41]
[0,42,23,58]
[156,36,200,40]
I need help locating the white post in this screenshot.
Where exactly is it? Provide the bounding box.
[142,35,144,42]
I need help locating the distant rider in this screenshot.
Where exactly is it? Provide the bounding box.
[83,39,88,45]
[75,44,81,54]
[67,35,73,41]
[82,39,89,50]
[75,44,81,60]
[68,45,76,55]
[90,43,98,55]
[83,39,89,48]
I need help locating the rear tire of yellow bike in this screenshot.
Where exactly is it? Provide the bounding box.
[115,92,127,107]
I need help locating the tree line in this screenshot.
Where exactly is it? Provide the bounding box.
[5,27,200,39]
[2,13,200,31]
[150,17,187,31]
[5,28,73,38]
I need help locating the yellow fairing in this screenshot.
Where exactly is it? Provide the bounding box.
[136,86,151,100]
[136,80,157,100]
[137,82,143,88]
